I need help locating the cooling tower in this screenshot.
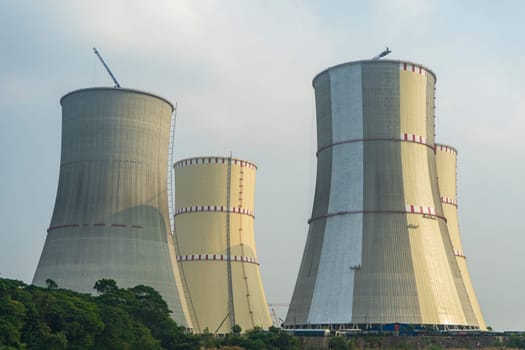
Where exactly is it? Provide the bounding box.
[173,156,272,334]
[285,60,478,329]
[435,144,486,330]
[33,87,191,327]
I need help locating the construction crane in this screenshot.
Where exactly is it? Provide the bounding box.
[93,47,121,88]
[372,47,392,60]
[269,307,284,328]
[268,303,288,328]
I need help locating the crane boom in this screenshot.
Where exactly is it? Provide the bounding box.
[372,47,392,60]
[93,47,121,88]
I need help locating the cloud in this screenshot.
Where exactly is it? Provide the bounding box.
[466,102,525,151]
[375,0,433,17]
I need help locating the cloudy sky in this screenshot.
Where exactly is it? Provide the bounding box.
[1,0,524,330]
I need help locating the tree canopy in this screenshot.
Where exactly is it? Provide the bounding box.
[0,277,298,350]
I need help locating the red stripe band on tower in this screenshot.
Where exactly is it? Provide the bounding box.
[440,196,458,206]
[308,206,446,224]
[176,254,259,265]
[454,249,466,258]
[174,206,255,218]
[47,223,143,232]
[400,63,427,76]
[400,133,427,145]
[317,133,433,155]
[47,224,81,232]
[436,144,457,155]
[174,157,257,170]
[405,204,437,216]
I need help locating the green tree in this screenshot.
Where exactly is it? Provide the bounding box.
[0,309,25,348]
[329,336,349,350]
[243,326,300,350]
[200,327,219,348]
[0,280,28,349]
[40,331,68,350]
[232,324,242,334]
[94,279,197,350]
[127,285,171,328]
[0,277,206,350]
[95,305,134,349]
[506,334,525,349]
[45,279,58,290]
[93,279,119,294]
[38,290,103,349]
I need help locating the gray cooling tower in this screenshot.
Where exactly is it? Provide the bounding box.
[285,60,478,330]
[33,87,191,327]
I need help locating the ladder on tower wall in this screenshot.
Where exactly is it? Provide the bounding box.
[168,104,201,331]
[167,105,177,234]
[225,156,236,330]
[237,166,255,326]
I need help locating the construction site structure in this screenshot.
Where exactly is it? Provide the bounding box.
[33,87,192,328]
[435,144,487,330]
[173,156,272,334]
[285,60,480,329]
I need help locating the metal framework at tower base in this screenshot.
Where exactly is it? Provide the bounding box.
[283,323,480,331]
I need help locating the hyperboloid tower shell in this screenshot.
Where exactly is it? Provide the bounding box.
[435,144,486,330]
[285,60,478,329]
[33,87,191,327]
[173,156,272,334]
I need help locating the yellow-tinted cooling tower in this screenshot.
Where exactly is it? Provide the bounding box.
[436,144,487,330]
[285,60,478,329]
[173,157,272,334]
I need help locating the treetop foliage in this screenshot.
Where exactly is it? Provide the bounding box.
[0,277,298,350]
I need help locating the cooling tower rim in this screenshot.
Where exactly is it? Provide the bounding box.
[60,87,175,111]
[312,59,437,86]
[435,143,458,155]
[174,156,258,170]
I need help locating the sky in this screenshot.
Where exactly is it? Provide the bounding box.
[1,0,524,330]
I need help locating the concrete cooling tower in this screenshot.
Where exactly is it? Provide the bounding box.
[33,87,191,327]
[435,144,486,330]
[285,60,479,329]
[173,156,272,334]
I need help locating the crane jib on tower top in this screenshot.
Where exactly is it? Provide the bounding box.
[372,47,392,60]
[93,47,121,88]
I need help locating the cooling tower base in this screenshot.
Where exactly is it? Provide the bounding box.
[283,323,481,331]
